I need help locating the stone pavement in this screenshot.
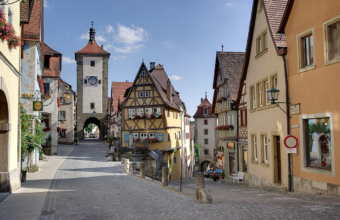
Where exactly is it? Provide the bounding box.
[1,140,340,219]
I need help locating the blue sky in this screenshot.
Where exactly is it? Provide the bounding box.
[44,0,253,117]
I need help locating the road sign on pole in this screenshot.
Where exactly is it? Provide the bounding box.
[284,135,299,153]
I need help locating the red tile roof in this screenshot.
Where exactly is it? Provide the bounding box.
[23,0,42,41]
[111,82,133,113]
[75,41,110,56]
[43,43,62,77]
[44,43,61,56]
[193,98,217,118]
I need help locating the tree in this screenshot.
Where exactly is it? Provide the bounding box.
[85,123,95,133]
[190,121,195,125]
[194,143,201,164]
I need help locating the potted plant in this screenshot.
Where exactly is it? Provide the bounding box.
[220,172,225,180]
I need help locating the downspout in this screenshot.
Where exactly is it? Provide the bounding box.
[236,104,239,174]
[282,54,293,192]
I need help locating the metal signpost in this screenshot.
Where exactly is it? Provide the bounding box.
[284,135,299,153]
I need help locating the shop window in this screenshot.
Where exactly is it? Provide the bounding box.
[305,117,331,170]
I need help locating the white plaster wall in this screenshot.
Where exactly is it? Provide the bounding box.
[196,118,216,150]
[82,57,103,113]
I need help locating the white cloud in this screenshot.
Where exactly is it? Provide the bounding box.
[162,40,173,48]
[44,0,50,8]
[225,3,233,7]
[112,56,127,60]
[106,25,114,33]
[96,35,106,42]
[169,75,182,81]
[113,24,148,45]
[80,32,88,40]
[62,56,76,64]
[112,44,144,53]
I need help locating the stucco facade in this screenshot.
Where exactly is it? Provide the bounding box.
[281,0,340,195]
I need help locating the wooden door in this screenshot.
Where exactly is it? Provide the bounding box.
[276,137,281,183]
[229,153,235,175]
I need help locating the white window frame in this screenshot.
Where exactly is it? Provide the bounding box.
[227,115,230,125]
[136,108,144,115]
[149,133,157,139]
[132,133,138,140]
[223,116,225,125]
[273,77,278,89]
[323,15,340,66]
[139,91,144,97]
[263,135,268,163]
[253,135,257,161]
[141,70,146,77]
[145,91,150,97]
[252,87,256,109]
[153,107,161,114]
[59,111,66,121]
[145,108,152,115]
[128,109,136,116]
[167,133,171,141]
[140,133,147,140]
[265,81,269,105]
[204,108,208,116]
[259,84,263,107]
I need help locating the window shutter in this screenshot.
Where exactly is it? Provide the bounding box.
[124,133,129,143]
[157,133,164,142]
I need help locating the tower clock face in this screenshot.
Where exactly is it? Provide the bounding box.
[88,76,98,85]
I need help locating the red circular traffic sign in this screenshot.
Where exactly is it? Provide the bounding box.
[284,135,299,148]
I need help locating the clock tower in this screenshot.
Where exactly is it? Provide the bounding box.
[75,22,110,140]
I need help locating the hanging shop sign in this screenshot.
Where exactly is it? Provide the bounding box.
[284,135,299,153]
[33,101,43,111]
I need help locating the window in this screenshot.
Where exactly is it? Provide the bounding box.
[84,79,87,84]
[174,156,177,164]
[98,80,101,84]
[145,108,152,115]
[204,139,208,144]
[271,75,278,90]
[227,115,230,125]
[90,103,95,109]
[204,108,208,116]
[175,133,177,139]
[178,131,181,139]
[305,117,331,170]
[173,112,175,118]
[324,17,340,65]
[42,114,49,128]
[139,91,144,97]
[262,135,268,163]
[224,85,227,98]
[265,81,269,105]
[252,135,257,161]
[90,61,95,66]
[132,133,138,140]
[44,56,50,68]
[60,129,66,138]
[219,87,223,98]
[204,129,208,135]
[242,110,247,126]
[204,119,208,125]
[167,109,170,117]
[301,34,314,68]
[251,86,256,109]
[204,149,209,155]
[223,116,225,125]
[176,114,178,119]
[258,83,263,107]
[43,83,50,95]
[167,133,171,141]
[232,115,234,126]
[153,107,161,114]
[141,70,146,77]
[137,108,144,115]
[145,91,150,97]
[140,133,147,140]
[58,111,66,121]
[128,109,135,116]
[8,6,12,24]
[256,31,267,55]
[149,133,157,139]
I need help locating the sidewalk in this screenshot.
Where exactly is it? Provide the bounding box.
[0,145,75,220]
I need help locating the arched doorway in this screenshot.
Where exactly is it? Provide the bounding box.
[201,160,213,172]
[0,90,10,192]
[83,117,101,140]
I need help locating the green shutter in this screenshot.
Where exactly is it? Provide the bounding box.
[124,133,129,143]
[158,133,164,142]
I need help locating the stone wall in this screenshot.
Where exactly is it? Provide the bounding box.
[293,176,340,197]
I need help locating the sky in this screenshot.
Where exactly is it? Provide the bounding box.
[44,0,253,118]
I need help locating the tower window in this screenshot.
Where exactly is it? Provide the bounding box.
[90,103,95,109]
[84,79,87,84]
[90,61,95,66]
[98,80,101,84]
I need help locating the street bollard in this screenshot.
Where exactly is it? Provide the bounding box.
[140,162,145,178]
[125,159,129,173]
[132,163,136,174]
[162,167,169,187]
[121,158,125,164]
[195,172,212,203]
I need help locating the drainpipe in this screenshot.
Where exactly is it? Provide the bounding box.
[282,54,293,192]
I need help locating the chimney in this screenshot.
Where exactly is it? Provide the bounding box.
[167,79,173,103]
[101,44,104,49]
[205,92,207,99]
[150,62,155,70]
[201,98,204,103]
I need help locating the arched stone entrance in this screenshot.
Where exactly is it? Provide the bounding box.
[0,90,10,192]
[83,117,101,140]
[201,160,214,172]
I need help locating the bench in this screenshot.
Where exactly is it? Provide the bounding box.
[232,172,244,183]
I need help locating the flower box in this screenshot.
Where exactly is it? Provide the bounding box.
[215,125,234,131]
[216,97,227,103]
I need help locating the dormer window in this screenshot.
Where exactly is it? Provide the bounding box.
[204,108,208,116]
[141,70,146,77]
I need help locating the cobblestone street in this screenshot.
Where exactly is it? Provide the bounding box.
[1,141,340,219]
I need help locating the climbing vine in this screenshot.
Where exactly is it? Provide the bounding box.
[168,148,178,174]
[194,143,201,164]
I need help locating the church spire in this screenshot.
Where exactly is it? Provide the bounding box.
[89,21,96,41]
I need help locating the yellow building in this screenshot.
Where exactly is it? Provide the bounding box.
[0,0,23,192]
[121,62,183,177]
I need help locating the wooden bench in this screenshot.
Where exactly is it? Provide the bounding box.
[232,172,244,183]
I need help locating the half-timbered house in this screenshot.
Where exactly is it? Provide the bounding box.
[121,62,183,177]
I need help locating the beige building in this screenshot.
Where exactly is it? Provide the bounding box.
[242,0,289,188]
[58,79,76,145]
[0,0,22,192]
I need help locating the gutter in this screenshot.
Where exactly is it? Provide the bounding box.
[282,54,293,192]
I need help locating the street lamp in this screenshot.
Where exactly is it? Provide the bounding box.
[266,87,290,117]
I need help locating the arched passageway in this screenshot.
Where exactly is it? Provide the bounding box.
[201,160,213,172]
[83,117,101,140]
[0,90,10,192]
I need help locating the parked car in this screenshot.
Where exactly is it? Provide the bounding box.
[204,170,212,178]
[211,169,225,181]
[89,133,95,138]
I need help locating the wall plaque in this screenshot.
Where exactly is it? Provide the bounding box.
[290,104,300,115]
[227,142,234,149]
